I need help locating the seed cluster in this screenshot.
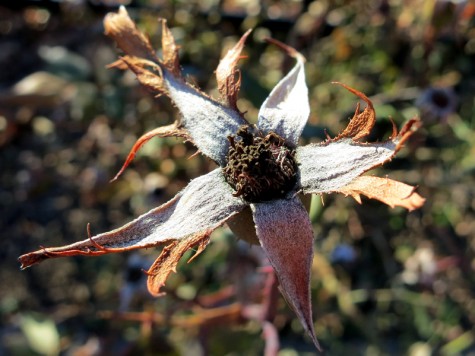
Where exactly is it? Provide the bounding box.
[222,125,298,203]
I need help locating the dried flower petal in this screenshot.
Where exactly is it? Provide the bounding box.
[103,6,158,63]
[332,82,375,141]
[336,176,425,210]
[252,197,320,351]
[216,30,252,110]
[163,70,248,166]
[147,232,211,296]
[120,56,165,94]
[111,123,189,182]
[257,39,309,147]
[104,7,247,166]
[297,139,399,194]
[160,19,181,76]
[19,170,246,269]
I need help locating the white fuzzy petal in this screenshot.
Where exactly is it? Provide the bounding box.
[257,59,309,146]
[164,71,247,166]
[297,139,398,193]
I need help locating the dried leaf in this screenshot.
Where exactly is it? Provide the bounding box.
[146,232,211,296]
[336,175,425,210]
[107,58,129,70]
[161,19,181,76]
[332,82,376,141]
[111,123,190,182]
[216,30,251,110]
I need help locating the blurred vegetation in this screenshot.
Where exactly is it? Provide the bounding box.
[1,0,474,355]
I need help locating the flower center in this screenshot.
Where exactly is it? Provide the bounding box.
[222,125,298,203]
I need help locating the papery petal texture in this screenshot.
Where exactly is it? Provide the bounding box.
[257,43,309,147]
[332,82,376,141]
[251,197,320,351]
[19,169,247,268]
[337,176,425,210]
[146,231,211,296]
[296,139,398,194]
[160,19,181,76]
[216,30,252,110]
[104,6,158,63]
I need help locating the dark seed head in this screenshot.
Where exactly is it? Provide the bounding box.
[222,125,298,203]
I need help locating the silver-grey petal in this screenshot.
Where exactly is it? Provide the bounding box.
[136,168,247,245]
[257,58,309,147]
[19,169,248,269]
[297,139,398,194]
[164,71,247,166]
[251,197,320,350]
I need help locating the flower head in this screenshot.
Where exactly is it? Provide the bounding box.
[19,7,425,351]
[416,86,458,123]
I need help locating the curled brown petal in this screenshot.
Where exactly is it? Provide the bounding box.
[161,19,181,77]
[146,232,211,296]
[111,123,190,182]
[216,29,252,110]
[103,6,158,63]
[332,82,375,141]
[336,175,425,211]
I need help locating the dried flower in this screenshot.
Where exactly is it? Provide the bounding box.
[416,86,458,123]
[19,7,425,351]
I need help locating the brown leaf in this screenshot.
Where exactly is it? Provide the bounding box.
[146,232,211,296]
[216,30,251,110]
[111,123,190,182]
[161,19,181,77]
[336,175,425,210]
[332,82,376,141]
[103,6,158,63]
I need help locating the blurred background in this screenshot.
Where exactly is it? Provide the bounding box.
[1,0,475,354]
